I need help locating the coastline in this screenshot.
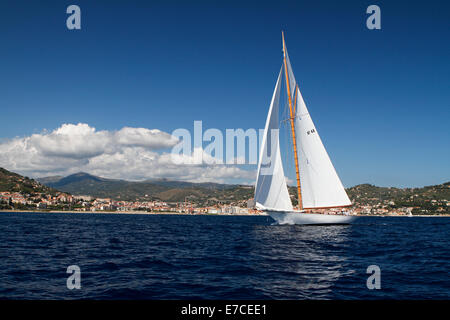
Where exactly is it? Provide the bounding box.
[0,210,449,217]
[0,209,268,216]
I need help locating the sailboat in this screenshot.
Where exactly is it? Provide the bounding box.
[254,33,357,225]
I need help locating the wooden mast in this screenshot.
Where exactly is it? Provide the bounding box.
[282,32,303,210]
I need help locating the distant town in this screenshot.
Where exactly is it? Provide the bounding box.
[1,189,449,216]
[0,168,449,216]
[0,191,259,214]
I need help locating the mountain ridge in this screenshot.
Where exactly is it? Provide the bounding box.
[36,172,245,203]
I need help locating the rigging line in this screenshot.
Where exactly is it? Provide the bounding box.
[293,84,298,115]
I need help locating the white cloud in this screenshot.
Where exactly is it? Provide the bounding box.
[115,127,179,149]
[0,123,255,184]
[30,123,111,159]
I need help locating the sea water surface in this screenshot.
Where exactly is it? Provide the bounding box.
[0,212,448,299]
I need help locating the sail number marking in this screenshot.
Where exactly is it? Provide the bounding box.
[307,129,316,135]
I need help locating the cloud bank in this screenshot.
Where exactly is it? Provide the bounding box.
[0,123,254,183]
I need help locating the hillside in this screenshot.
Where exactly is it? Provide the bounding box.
[38,172,168,201]
[37,172,252,204]
[347,182,450,205]
[143,178,234,190]
[346,182,450,214]
[0,167,57,195]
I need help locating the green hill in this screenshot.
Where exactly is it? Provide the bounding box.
[0,167,57,195]
[347,182,450,204]
[37,172,252,205]
[346,182,450,214]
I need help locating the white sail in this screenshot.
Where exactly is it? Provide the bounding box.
[254,69,293,212]
[255,34,357,225]
[282,48,351,209]
[294,85,351,209]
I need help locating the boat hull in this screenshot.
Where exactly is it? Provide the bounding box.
[267,211,357,225]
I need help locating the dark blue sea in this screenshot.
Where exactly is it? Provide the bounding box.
[0,212,448,299]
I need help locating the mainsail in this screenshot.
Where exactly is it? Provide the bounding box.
[255,37,351,212]
[285,48,352,209]
[294,86,351,208]
[254,69,293,211]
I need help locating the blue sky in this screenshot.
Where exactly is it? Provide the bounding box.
[0,0,449,187]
